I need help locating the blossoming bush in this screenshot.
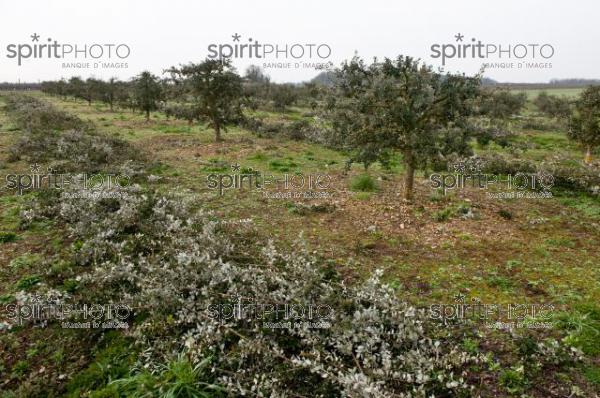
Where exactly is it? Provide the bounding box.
[17,184,487,397]
[4,94,142,172]
[4,94,92,133]
[539,156,600,194]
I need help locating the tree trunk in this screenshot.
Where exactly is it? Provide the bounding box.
[146,109,150,121]
[215,123,222,142]
[403,149,415,201]
[584,145,592,164]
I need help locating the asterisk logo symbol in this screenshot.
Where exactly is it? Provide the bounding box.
[30,293,43,303]
[31,33,40,42]
[232,33,241,42]
[452,161,466,174]
[30,163,41,173]
[453,293,466,303]
[454,33,464,42]
[231,163,241,172]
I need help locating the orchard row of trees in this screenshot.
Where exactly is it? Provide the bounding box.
[531,90,599,165]
[40,57,600,200]
[41,62,317,133]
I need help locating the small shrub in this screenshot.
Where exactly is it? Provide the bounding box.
[534,91,572,119]
[539,159,600,193]
[498,209,512,220]
[0,294,15,304]
[270,84,297,111]
[499,367,528,394]
[429,188,451,203]
[16,275,42,290]
[478,153,536,175]
[456,203,475,219]
[350,174,378,192]
[433,207,453,222]
[62,279,79,293]
[520,116,558,131]
[486,274,514,290]
[12,360,29,378]
[0,231,17,243]
[240,116,264,132]
[287,119,311,141]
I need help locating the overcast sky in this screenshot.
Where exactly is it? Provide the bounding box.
[0,0,598,83]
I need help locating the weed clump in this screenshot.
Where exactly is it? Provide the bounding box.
[350,174,378,192]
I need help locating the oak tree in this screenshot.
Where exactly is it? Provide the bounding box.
[134,71,163,121]
[167,59,243,142]
[326,55,480,201]
[569,86,600,164]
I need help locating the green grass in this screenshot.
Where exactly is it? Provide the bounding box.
[584,365,600,385]
[554,304,600,356]
[109,355,224,398]
[559,196,600,219]
[200,158,230,172]
[350,174,378,192]
[0,231,18,243]
[513,87,584,99]
[9,253,41,269]
[268,158,298,172]
[1,91,600,396]
[15,275,42,290]
[66,332,137,396]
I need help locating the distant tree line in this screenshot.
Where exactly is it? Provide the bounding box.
[40,62,323,141]
[35,57,600,199]
[0,82,42,91]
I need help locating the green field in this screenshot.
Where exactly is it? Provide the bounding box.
[511,87,584,99]
[1,89,599,397]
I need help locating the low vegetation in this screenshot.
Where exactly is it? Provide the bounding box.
[0,55,599,397]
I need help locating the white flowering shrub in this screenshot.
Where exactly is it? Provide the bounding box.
[19,184,486,397]
[4,94,142,172]
[4,94,91,133]
[539,156,600,194]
